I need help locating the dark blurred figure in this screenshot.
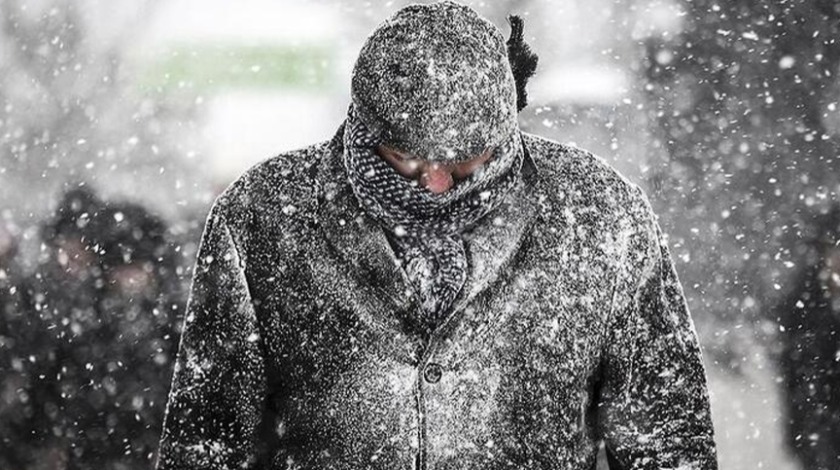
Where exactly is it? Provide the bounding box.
[0,219,36,469]
[7,187,105,470]
[74,200,182,469]
[17,186,184,470]
[776,206,840,470]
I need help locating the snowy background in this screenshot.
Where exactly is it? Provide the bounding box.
[2,0,839,468]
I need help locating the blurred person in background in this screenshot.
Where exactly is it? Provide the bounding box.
[776,205,840,470]
[157,2,717,469]
[91,200,183,469]
[18,186,105,470]
[0,219,36,469]
[13,186,184,470]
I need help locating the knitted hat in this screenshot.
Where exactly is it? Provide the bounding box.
[350,1,518,163]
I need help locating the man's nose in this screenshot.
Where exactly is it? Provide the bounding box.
[419,163,454,194]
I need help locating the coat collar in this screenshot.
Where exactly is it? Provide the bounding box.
[314,121,541,338]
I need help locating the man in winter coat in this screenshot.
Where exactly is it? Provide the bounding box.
[157,2,719,469]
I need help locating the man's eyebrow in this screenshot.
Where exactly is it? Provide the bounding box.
[379,145,418,161]
[379,144,492,163]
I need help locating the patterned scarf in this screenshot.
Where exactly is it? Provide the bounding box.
[342,106,524,331]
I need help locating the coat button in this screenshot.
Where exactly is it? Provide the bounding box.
[424,363,442,384]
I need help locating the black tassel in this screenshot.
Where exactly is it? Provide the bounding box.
[506,15,539,112]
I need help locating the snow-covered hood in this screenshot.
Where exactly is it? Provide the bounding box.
[350,1,518,163]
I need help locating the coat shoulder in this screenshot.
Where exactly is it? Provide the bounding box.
[215,142,329,216]
[520,133,661,294]
[210,141,330,237]
[522,132,653,225]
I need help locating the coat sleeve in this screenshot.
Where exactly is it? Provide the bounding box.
[156,202,267,470]
[598,188,718,470]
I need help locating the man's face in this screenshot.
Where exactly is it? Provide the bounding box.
[375,144,493,194]
[55,236,96,279]
[108,262,155,298]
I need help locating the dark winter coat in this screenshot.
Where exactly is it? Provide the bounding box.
[156,124,718,470]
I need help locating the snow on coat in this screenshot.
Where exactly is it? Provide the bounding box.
[155,123,718,469]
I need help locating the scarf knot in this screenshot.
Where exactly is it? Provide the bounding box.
[342,107,524,331]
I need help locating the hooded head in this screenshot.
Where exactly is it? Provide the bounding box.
[350,1,518,163]
[42,186,102,248]
[342,2,538,325]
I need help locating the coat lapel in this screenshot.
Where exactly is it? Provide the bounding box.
[315,122,541,337]
[315,125,419,325]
